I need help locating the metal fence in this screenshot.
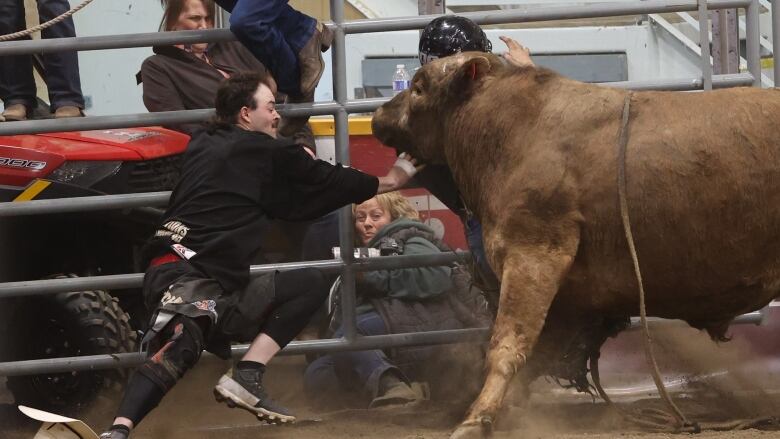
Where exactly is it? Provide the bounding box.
[0,0,772,378]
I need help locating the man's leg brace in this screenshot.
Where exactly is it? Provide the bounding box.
[116,315,205,425]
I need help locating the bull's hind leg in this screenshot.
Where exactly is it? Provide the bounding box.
[451,230,579,439]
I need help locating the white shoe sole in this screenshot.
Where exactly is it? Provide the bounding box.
[213,375,296,425]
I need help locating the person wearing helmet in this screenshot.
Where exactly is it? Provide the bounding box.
[412,16,535,302]
[419,15,534,67]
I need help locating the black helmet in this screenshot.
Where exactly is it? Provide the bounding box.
[419,16,492,65]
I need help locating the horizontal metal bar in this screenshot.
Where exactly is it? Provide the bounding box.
[0,192,171,217]
[344,0,750,33]
[0,70,752,137]
[0,0,750,57]
[0,252,468,299]
[607,72,755,90]
[0,328,490,376]
[1,305,770,376]
[0,101,343,136]
[629,310,765,329]
[0,28,236,56]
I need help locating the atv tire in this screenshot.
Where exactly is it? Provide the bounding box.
[6,277,137,414]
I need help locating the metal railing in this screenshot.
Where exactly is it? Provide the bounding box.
[0,0,771,378]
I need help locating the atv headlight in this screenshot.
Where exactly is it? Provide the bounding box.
[48,161,122,187]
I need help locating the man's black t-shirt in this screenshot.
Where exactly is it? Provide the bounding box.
[149,125,378,292]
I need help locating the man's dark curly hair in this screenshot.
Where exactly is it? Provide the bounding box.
[211,72,275,128]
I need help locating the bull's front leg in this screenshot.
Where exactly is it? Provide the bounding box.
[451,223,580,439]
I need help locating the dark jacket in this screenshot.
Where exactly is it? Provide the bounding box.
[359,218,453,307]
[331,218,491,335]
[352,218,492,375]
[146,125,378,292]
[137,42,314,148]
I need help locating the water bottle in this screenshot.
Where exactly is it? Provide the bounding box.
[392,64,411,96]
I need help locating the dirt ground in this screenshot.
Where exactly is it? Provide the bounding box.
[2,324,780,439]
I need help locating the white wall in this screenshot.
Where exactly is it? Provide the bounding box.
[71,1,163,116]
[62,3,703,115]
[315,24,703,102]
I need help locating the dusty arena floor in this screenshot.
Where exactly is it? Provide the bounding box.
[2,323,780,439]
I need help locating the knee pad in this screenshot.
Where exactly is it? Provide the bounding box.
[138,316,205,393]
[300,268,328,300]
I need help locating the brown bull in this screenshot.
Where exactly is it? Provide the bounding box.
[372,52,780,439]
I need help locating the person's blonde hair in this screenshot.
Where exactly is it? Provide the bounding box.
[353,192,419,221]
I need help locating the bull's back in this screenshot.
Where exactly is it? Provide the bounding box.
[562,86,780,323]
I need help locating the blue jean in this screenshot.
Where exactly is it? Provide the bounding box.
[0,0,84,111]
[304,312,400,399]
[214,0,316,97]
[465,217,500,290]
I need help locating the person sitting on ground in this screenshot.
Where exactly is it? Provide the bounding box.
[303,192,492,409]
[0,0,85,121]
[138,0,315,150]
[97,72,421,439]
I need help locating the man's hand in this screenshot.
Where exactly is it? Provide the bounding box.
[500,36,535,68]
[377,152,425,194]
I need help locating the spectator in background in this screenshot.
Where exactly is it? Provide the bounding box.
[138,0,315,150]
[0,0,85,122]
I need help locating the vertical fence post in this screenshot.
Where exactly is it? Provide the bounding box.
[773,0,780,82]
[330,0,357,342]
[698,0,713,89]
[745,0,761,87]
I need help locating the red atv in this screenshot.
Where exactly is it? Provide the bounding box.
[0,127,188,413]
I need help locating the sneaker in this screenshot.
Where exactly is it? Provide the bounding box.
[214,368,296,424]
[369,372,419,408]
[54,105,84,118]
[1,103,28,121]
[297,22,334,100]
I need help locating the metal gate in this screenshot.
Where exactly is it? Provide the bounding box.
[0,0,775,379]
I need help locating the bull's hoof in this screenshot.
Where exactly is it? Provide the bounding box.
[449,423,488,439]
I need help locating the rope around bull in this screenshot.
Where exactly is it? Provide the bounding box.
[615,93,694,430]
[605,93,778,433]
[0,0,96,42]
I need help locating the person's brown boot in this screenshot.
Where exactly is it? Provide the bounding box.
[298,22,334,100]
[54,105,84,118]
[1,103,28,121]
[369,372,420,408]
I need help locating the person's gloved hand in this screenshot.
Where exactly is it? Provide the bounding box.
[500,36,535,68]
[393,152,424,178]
[379,152,426,193]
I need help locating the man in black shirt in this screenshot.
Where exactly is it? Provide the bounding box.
[99,72,419,439]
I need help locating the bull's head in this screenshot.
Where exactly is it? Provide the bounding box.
[372,52,504,164]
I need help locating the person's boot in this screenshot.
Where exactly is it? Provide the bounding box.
[369,371,419,408]
[98,425,130,439]
[297,21,334,101]
[214,365,296,424]
[1,103,28,121]
[54,105,84,118]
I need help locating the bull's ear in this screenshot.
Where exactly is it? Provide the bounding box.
[449,55,493,94]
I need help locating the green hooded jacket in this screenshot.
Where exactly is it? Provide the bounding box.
[356,218,453,313]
